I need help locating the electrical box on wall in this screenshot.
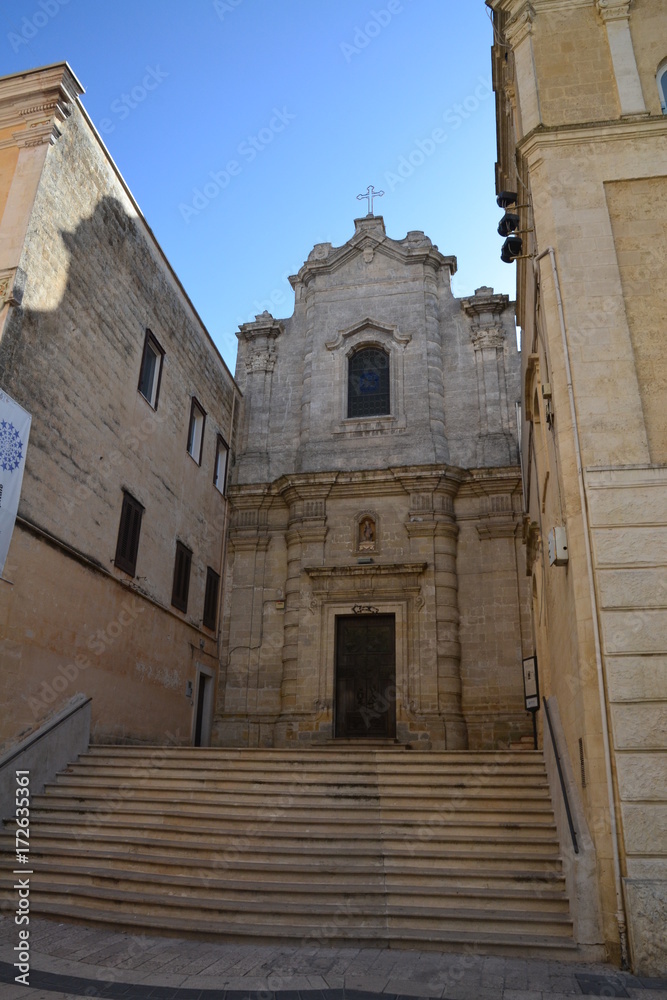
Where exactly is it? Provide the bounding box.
[548,526,568,566]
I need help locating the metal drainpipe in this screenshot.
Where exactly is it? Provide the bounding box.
[533,246,629,967]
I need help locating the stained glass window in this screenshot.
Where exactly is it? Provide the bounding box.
[347,347,390,418]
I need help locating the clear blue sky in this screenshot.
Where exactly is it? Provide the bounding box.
[1,0,514,371]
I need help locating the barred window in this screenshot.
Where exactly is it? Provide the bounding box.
[347,347,390,418]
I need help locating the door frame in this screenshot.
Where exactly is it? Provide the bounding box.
[334,612,397,738]
[314,600,414,739]
[192,662,215,747]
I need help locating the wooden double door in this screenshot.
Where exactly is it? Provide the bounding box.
[334,614,396,738]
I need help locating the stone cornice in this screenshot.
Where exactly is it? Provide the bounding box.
[237,311,284,343]
[487,0,592,14]
[519,115,666,156]
[0,62,83,138]
[504,2,536,47]
[456,467,523,499]
[461,286,511,325]
[305,562,427,599]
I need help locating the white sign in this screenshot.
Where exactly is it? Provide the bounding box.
[0,389,31,577]
[522,655,539,711]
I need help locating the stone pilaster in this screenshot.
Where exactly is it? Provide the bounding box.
[596,0,646,116]
[503,2,541,136]
[236,312,283,481]
[462,287,516,467]
[402,475,467,748]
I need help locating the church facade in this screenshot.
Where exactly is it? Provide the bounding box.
[214,215,532,750]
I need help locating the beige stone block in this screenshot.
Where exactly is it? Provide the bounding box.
[616,752,667,801]
[606,656,667,702]
[586,484,667,527]
[602,609,667,654]
[592,528,667,568]
[624,879,667,976]
[597,569,667,610]
[611,703,667,750]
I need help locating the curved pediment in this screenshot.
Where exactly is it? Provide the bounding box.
[289,216,456,290]
[324,317,411,353]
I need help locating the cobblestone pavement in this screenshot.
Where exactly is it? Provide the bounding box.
[1,917,666,1000]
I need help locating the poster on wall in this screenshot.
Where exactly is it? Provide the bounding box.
[0,389,31,577]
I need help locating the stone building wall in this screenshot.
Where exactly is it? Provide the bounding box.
[0,65,240,748]
[488,0,667,974]
[215,216,531,750]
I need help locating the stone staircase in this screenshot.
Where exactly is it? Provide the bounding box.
[2,746,582,956]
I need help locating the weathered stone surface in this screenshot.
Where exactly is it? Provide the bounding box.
[624,879,667,976]
[216,219,528,749]
[0,65,239,747]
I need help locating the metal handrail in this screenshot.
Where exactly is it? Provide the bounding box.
[542,696,579,854]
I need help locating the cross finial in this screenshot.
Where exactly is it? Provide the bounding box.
[357,184,384,216]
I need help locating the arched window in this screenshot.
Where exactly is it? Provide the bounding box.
[657,60,667,113]
[347,346,390,418]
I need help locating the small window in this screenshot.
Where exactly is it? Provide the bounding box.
[114,491,144,576]
[138,330,164,409]
[347,346,390,418]
[171,541,192,613]
[214,435,229,494]
[203,566,220,630]
[187,398,206,464]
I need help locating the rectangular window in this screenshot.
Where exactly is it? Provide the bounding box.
[214,435,229,494]
[138,330,164,409]
[114,491,144,576]
[203,566,220,630]
[171,541,192,613]
[187,398,206,464]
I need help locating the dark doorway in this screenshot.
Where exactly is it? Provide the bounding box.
[335,614,396,738]
[194,673,209,747]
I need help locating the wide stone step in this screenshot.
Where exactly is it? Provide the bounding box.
[0,745,581,959]
[26,884,573,937]
[26,899,582,958]
[26,866,571,913]
[31,794,556,824]
[20,845,566,888]
[14,832,564,871]
[54,770,552,793]
[22,819,561,853]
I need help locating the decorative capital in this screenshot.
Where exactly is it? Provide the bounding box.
[504,3,536,47]
[0,267,25,308]
[471,328,505,352]
[462,286,510,348]
[245,349,276,374]
[596,0,632,23]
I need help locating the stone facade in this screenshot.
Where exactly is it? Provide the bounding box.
[214,216,532,750]
[0,65,240,749]
[487,0,667,975]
